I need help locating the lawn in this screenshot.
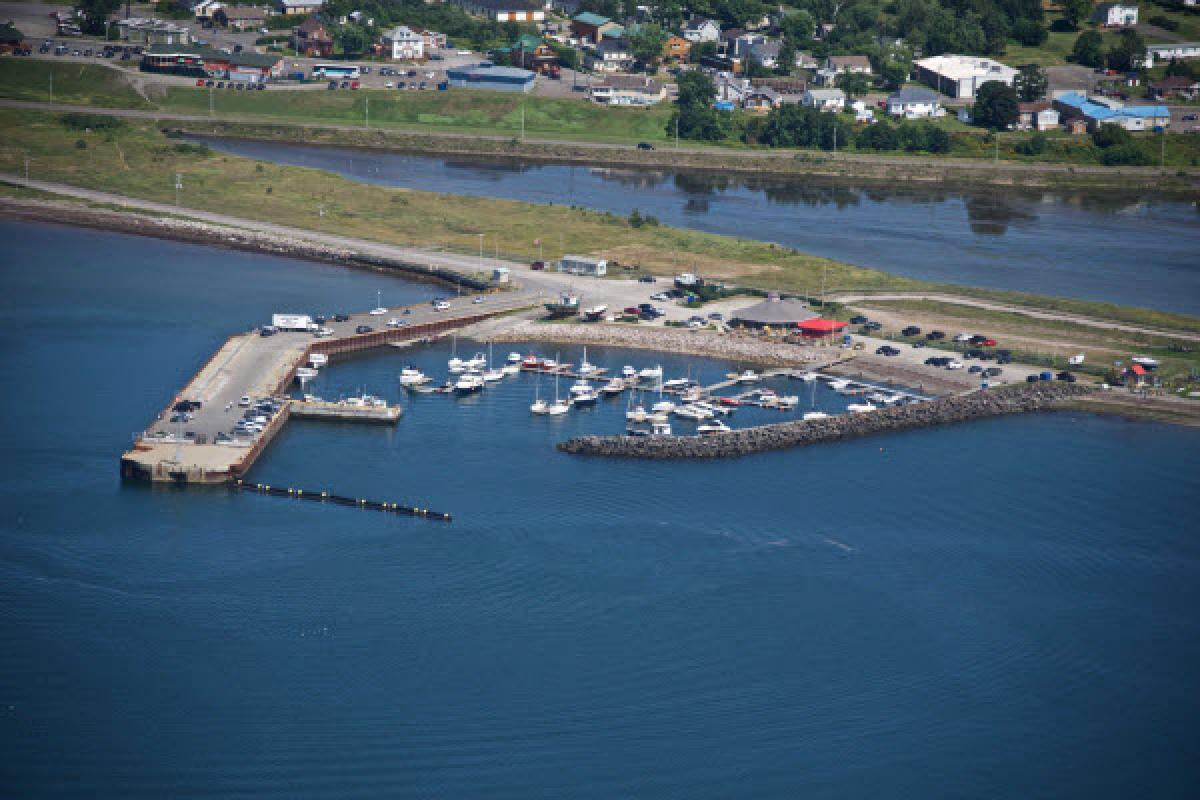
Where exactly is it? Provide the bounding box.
[0,59,152,109]
[1003,24,1126,66]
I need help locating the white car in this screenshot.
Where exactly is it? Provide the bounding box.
[385,81,394,88]
[456,49,472,55]
[434,300,450,311]
[650,292,668,301]
[369,307,388,315]
[386,317,407,328]
[954,333,971,342]
[945,360,964,370]
[473,296,484,304]
[313,327,333,337]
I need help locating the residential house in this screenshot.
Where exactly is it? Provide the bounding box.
[886,86,940,118]
[747,40,780,69]
[715,75,751,104]
[589,74,667,105]
[572,12,619,44]
[1053,92,1170,131]
[801,88,846,111]
[213,6,267,31]
[825,55,872,75]
[454,0,544,22]
[1143,42,1200,67]
[915,54,1016,99]
[730,32,765,58]
[1016,101,1060,130]
[495,34,559,74]
[751,77,806,95]
[382,25,425,60]
[743,86,781,112]
[663,35,690,61]
[586,35,633,72]
[1149,75,1200,100]
[291,16,333,58]
[794,51,819,70]
[718,27,745,56]
[1094,3,1138,26]
[849,99,875,122]
[1063,117,1088,134]
[276,0,324,14]
[682,17,720,43]
[193,1,224,22]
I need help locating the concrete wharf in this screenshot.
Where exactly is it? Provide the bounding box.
[288,397,402,423]
[120,293,533,484]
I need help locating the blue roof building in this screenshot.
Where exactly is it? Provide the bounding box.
[446,63,536,93]
[1054,92,1170,131]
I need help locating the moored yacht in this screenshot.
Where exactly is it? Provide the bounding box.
[600,378,625,395]
[507,352,523,364]
[399,367,430,386]
[697,419,731,435]
[621,366,637,379]
[638,365,662,381]
[454,371,485,394]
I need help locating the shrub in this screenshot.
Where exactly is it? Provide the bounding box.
[1100,143,1152,166]
[60,113,125,132]
[173,142,210,156]
[1015,132,1047,155]
[75,139,87,149]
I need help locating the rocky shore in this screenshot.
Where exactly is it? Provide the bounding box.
[558,383,1094,459]
[492,321,847,368]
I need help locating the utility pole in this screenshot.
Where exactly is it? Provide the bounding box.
[478,232,484,270]
[364,96,369,129]
[24,154,30,181]
[49,69,53,103]
[994,133,999,164]
[1160,127,1166,172]
[209,85,214,117]
[175,172,182,207]
[674,115,679,148]
[520,103,525,140]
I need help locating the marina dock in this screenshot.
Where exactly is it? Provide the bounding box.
[288,397,402,423]
[120,295,531,484]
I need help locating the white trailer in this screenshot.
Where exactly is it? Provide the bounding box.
[272,314,316,332]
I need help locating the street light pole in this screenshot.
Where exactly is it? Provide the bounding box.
[364,96,369,129]
[175,172,182,207]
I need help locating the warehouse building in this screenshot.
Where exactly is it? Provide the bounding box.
[914,54,1016,99]
[446,63,536,92]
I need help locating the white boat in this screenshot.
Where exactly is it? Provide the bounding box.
[625,389,648,422]
[542,358,558,370]
[600,378,625,395]
[546,355,570,414]
[483,368,505,382]
[798,371,819,382]
[448,335,464,373]
[501,363,520,375]
[775,395,799,409]
[369,290,387,315]
[466,353,488,370]
[651,370,674,413]
[680,387,703,403]
[673,405,712,420]
[882,394,906,405]
[663,378,691,390]
[569,378,593,396]
[693,401,733,416]
[847,403,877,413]
[577,347,597,375]
[1132,356,1159,369]
[638,365,662,380]
[803,411,829,421]
[295,367,319,381]
[621,366,637,379]
[507,352,523,364]
[530,370,548,414]
[737,370,760,384]
[308,353,328,368]
[344,392,387,408]
[697,419,731,435]
[827,378,850,391]
[571,386,599,406]
[399,367,430,386]
[650,419,672,436]
[454,372,485,394]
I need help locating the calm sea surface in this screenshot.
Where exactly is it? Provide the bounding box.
[198,137,1200,315]
[2,220,1199,797]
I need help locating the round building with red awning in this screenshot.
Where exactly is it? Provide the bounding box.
[796,318,848,338]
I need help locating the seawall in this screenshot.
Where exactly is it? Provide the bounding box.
[558,384,1094,459]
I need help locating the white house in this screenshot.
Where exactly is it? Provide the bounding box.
[559,255,607,277]
[886,86,940,118]
[589,74,666,106]
[1144,42,1200,67]
[1095,3,1138,27]
[915,54,1016,99]
[850,99,875,123]
[801,88,845,112]
[585,37,633,72]
[683,18,720,43]
[193,1,223,22]
[382,26,424,60]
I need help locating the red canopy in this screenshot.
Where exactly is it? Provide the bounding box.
[1130,363,1147,375]
[797,318,848,335]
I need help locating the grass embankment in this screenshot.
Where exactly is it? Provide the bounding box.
[0,109,913,293]
[0,59,153,109]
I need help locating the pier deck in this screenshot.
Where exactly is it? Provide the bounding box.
[121,294,532,483]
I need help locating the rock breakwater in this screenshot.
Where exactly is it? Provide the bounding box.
[558,384,1094,459]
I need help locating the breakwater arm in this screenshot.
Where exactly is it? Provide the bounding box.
[558,384,1094,459]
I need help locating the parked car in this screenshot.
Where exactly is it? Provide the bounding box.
[433,300,450,311]
[328,80,338,89]
[650,292,668,301]
[850,315,868,325]
[968,365,983,374]
[863,321,882,331]
[637,142,655,150]
[333,313,349,322]
[926,330,946,340]
[1057,371,1076,382]
[901,326,921,336]
[708,312,724,321]
[530,260,545,270]
[945,360,964,370]
[875,346,900,356]
[355,324,373,334]
[638,274,657,283]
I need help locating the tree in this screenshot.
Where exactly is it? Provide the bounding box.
[1071,30,1105,68]
[74,0,120,36]
[835,71,870,97]
[879,61,909,92]
[676,70,717,107]
[1091,122,1132,149]
[856,121,900,150]
[972,80,1019,129]
[1061,0,1092,30]
[1011,19,1047,47]
[1014,64,1047,101]
[670,71,731,142]
[780,10,816,45]
[333,23,371,57]
[689,40,717,64]
[629,23,668,66]
[1106,28,1145,72]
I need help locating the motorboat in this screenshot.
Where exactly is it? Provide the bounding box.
[483,368,505,382]
[638,365,663,381]
[673,405,712,420]
[399,367,430,386]
[600,378,625,395]
[344,393,387,408]
[652,400,676,413]
[662,378,691,391]
[308,353,328,368]
[847,403,877,413]
[521,355,541,369]
[466,353,488,370]
[294,367,319,381]
[569,378,594,397]
[507,352,523,364]
[454,372,485,394]
[650,419,672,436]
[697,419,731,435]
[736,370,760,384]
[827,378,850,391]
[542,358,558,370]
[680,387,703,403]
[501,363,520,375]
[448,359,466,374]
[625,426,651,437]
[238,395,251,407]
[571,386,599,406]
[803,411,829,421]
[693,401,733,416]
[626,390,648,422]
[798,371,819,382]
[775,395,799,409]
[582,304,608,322]
[621,366,637,379]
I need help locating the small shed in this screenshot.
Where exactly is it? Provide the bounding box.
[558,255,607,276]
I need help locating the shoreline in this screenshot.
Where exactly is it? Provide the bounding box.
[175,122,1200,194]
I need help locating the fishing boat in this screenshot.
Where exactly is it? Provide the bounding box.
[600,378,625,395]
[697,419,731,435]
[847,402,876,413]
[507,352,523,364]
[399,367,430,386]
[544,291,581,318]
[454,371,485,394]
[803,411,829,421]
[581,304,608,322]
[521,354,541,369]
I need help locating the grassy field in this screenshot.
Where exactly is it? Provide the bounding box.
[0,59,153,109]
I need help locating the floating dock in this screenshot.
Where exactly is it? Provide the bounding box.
[120,296,530,484]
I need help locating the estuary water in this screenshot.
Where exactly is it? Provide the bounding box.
[198,137,1200,315]
[2,220,1200,797]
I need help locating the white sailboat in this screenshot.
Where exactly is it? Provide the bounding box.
[530,370,548,414]
[369,289,387,316]
[577,347,597,375]
[626,388,648,422]
[737,369,760,384]
[482,341,505,382]
[448,334,465,373]
[803,411,829,420]
[546,356,570,415]
[651,368,675,414]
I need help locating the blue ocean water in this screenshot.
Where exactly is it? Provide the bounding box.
[2,220,1199,797]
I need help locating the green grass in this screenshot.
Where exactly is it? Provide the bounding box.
[0,59,152,109]
[1003,23,1126,66]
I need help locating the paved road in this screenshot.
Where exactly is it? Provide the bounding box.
[830,292,1200,343]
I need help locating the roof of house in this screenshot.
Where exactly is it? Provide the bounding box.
[279,0,323,7]
[383,25,422,40]
[594,73,662,92]
[470,0,542,10]
[915,54,1016,81]
[296,16,328,34]
[144,43,281,67]
[804,88,845,99]
[731,295,810,326]
[828,54,871,69]
[684,17,717,30]
[1130,363,1147,375]
[1056,92,1169,120]
[746,86,780,100]
[748,41,780,59]
[220,6,266,19]
[891,86,939,104]
[572,11,611,26]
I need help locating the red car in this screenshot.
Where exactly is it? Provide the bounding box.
[982,338,998,347]
[350,80,360,89]
[196,79,206,86]
[623,306,640,316]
